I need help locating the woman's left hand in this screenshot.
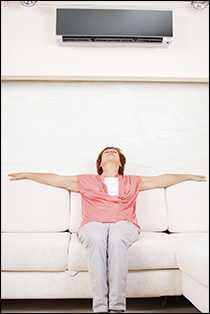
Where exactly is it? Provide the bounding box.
[191,175,207,182]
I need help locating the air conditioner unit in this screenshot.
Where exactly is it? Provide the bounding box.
[56,8,173,48]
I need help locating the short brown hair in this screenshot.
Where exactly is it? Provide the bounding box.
[96,146,126,175]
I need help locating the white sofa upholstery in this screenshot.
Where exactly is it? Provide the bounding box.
[1,172,209,313]
[165,181,209,313]
[1,172,70,232]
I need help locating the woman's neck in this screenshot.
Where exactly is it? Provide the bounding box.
[101,163,119,178]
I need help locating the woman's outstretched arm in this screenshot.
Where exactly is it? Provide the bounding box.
[8,172,80,192]
[139,173,207,191]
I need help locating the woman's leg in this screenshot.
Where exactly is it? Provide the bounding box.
[77,222,109,313]
[108,221,140,312]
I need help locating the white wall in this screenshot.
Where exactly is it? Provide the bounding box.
[2,2,209,179]
[2,81,209,178]
[1,1,209,81]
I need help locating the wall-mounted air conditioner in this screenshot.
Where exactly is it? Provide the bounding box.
[56,8,173,48]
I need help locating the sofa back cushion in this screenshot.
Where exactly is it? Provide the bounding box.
[166,181,209,232]
[2,172,70,232]
[69,188,168,232]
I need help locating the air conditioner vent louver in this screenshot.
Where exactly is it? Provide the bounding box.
[56,9,173,48]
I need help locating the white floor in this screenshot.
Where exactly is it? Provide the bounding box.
[1,296,201,313]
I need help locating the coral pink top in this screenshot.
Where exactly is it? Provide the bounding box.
[78,174,141,232]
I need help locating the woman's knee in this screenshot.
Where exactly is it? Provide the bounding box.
[109,224,139,248]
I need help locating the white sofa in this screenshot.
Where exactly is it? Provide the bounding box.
[1,172,209,313]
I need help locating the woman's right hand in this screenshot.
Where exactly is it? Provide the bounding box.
[8,173,27,181]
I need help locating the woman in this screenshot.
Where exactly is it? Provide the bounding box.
[8,146,207,313]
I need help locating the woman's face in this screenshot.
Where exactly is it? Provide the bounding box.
[100,148,122,168]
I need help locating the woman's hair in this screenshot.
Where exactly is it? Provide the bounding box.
[96,146,126,175]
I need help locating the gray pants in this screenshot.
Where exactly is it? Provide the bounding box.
[77,220,140,313]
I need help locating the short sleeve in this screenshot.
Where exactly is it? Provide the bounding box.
[128,175,141,193]
[77,174,88,194]
[77,174,95,194]
[134,175,141,192]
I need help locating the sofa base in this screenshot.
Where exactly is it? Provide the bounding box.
[182,271,209,313]
[1,269,182,299]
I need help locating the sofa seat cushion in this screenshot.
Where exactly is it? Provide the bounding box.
[169,232,209,287]
[1,232,70,271]
[68,231,178,271]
